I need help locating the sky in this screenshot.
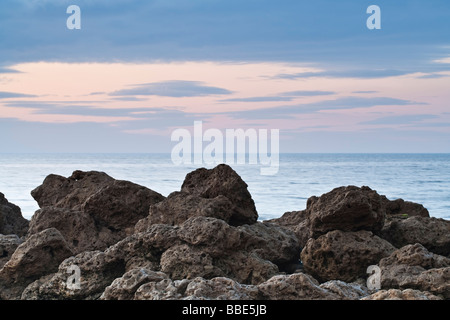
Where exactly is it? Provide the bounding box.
[1,0,450,153]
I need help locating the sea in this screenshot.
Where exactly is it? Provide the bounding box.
[0,153,449,221]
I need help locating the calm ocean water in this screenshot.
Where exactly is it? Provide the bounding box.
[0,153,449,221]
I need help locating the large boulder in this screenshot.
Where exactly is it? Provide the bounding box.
[137,164,258,229]
[269,186,387,247]
[28,171,165,252]
[0,192,29,237]
[378,243,450,299]
[0,228,73,299]
[180,164,258,226]
[306,186,386,237]
[300,230,396,282]
[380,216,450,256]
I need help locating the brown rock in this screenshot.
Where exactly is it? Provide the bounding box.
[22,250,126,300]
[380,216,450,256]
[383,198,430,217]
[307,186,386,237]
[0,192,29,237]
[269,186,388,247]
[319,280,370,300]
[100,268,168,300]
[0,234,23,269]
[300,230,396,282]
[257,273,340,300]
[27,207,111,254]
[136,192,234,229]
[362,288,442,300]
[378,243,450,298]
[0,228,73,299]
[134,278,191,300]
[29,171,165,252]
[181,164,258,226]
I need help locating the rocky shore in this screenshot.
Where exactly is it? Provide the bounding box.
[0,164,449,300]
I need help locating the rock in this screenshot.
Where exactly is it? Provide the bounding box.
[31,171,114,209]
[265,210,311,247]
[0,228,73,299]
[136,192,234,229]
[378,243,450,299]
[300,230,396,282]
[319,280,370,300]
[180,164,258,226]
[27,207,112,254]
[134,273,342,300]
[269,186,387,247]
[22,250,126,300]
[380,216,450,256]
[362,288,442,300]
[29,171,165,252]
[379,243,450,269]
[134,278,191,300]
[383,198,429,217]
[158,216,292,284]
[307,186,386,237]
[237,221,301,269]
[24,214,300,299]
[100,268,168,300]
[0,192,29,237]
[0,234,23,269]
[257,273,340,300]
[183,277,260,300]
[136,164,258,229]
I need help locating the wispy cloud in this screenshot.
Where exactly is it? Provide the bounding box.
[226,97,426,120]
[0,67,21,74]
[279,90,336,96]
[274,69,413,80]
[220,96,293,103]
[360,114,439,125]
[0,91,37,99]
[109,80,233,98]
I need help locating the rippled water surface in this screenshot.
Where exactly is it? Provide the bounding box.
[0,153,449,221]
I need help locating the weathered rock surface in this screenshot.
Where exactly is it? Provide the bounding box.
[319,280,369,300]
[257,273,340,300]
[130,273,355,300]
[269,187,432,250]
[23,214,300,299]
[0,234,23,269]
[1,165,449,301]
[383,198,430,217]
[28,170,165,253]
[307,186,386,237]
[136,164,257,229]
[301,230,396,282]
[0,192,29,237]
[100,268,168,300]
[378,243,450,299]
[0,228,73,299]
[362,288,442,300]
[181,164,258,226]
[380,216,450,256]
